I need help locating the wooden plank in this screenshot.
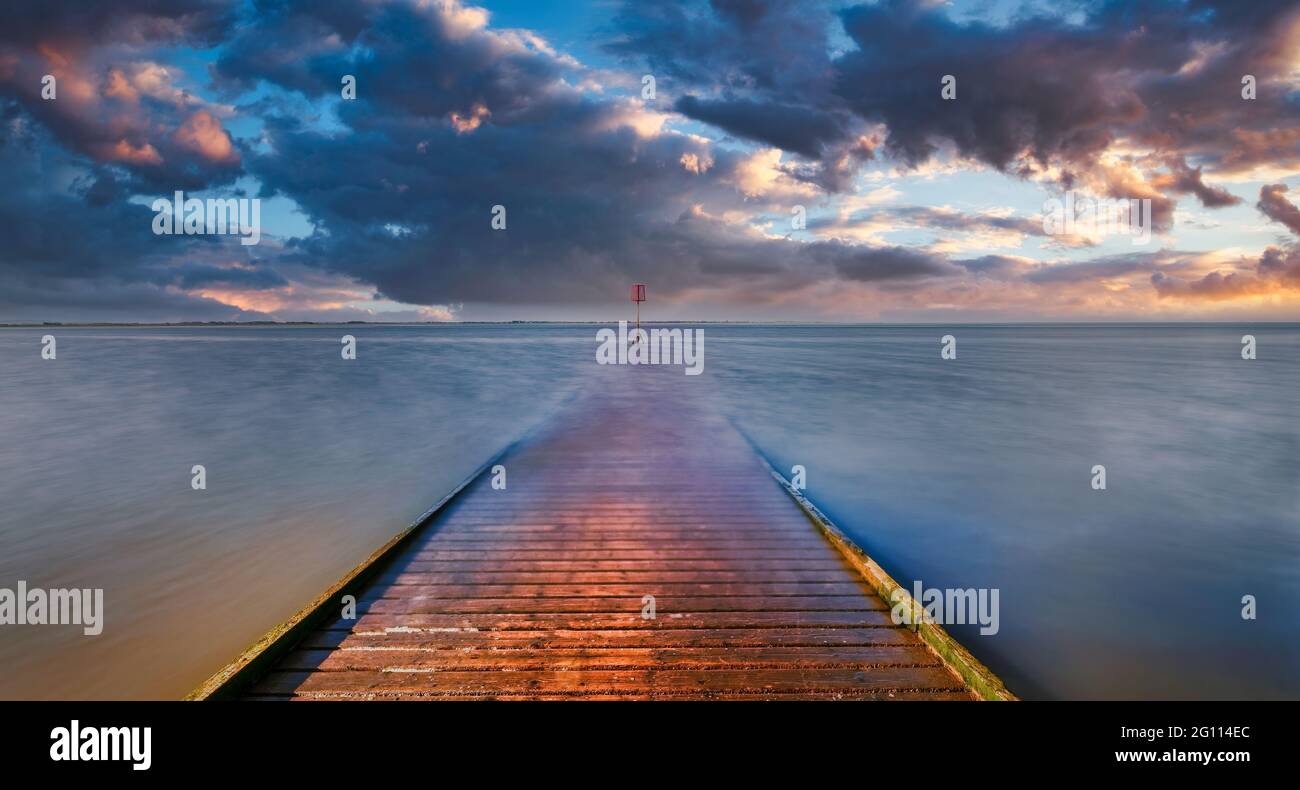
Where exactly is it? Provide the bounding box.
[376,570,861,585]
[416,538,835,548]
[407,549,841,560]
[326,610,900,631]
[275,692,978,701]
[300,627,921,650]
[395,560,850,572]
[270,690,978,701]
[432,525,815,532]
[277,646,941,672]
[357,595,884,614]
[249,667,970,697]
[359,582,871,598]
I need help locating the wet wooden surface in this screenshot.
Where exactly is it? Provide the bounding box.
[248,366,976,700]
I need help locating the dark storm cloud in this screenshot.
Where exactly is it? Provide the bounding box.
[826,243,957,282]
[673,96,851,159]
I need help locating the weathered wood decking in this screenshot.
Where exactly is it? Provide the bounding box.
[202,365,1006,700]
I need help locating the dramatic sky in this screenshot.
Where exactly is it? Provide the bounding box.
[2,0,1299,322]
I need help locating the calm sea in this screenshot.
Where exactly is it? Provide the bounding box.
[1,324,1296,699]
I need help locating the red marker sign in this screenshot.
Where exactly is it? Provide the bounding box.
[630,284,646,343]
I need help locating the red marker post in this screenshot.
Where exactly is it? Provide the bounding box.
[631,283,646,344]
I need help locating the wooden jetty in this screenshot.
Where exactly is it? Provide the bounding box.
[192,365,1012,701]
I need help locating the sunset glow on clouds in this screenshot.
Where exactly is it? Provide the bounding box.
[1,0,1298,322]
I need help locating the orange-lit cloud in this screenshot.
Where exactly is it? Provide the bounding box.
[172,110,238,163]
[106,138,163,165]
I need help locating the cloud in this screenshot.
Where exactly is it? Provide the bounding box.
[1152,245,1300,300]
[827,243,957,282]
[1028,254,1162,285]
[1257,183,1300,235]
[1160,156,1241,208]
[812,204,1091,250]
[674,96,851,160]
[172,109,238,163]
